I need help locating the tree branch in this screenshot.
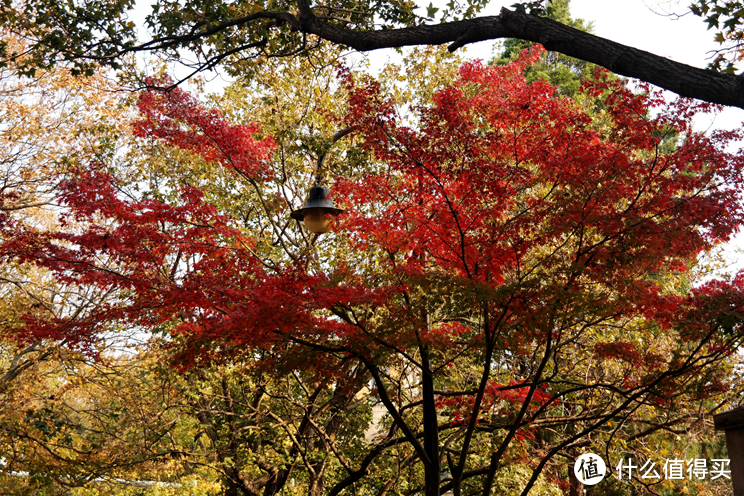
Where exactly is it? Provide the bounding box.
[301,8,744,109]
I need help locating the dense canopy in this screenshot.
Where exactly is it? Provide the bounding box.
[0,45,742,494]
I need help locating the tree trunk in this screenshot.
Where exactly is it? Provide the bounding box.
[422,349,440,496]
[569,467,583,496]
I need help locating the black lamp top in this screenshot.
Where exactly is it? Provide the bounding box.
[290,185,344,220]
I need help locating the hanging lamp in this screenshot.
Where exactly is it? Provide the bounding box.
[290,184,344,234]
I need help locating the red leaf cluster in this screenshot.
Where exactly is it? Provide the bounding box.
[3,50,744,382]
[134,77,275,181]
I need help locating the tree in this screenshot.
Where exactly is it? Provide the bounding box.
[0,32,223,495]
[495,0,599,98]
[3,0,744,110]
[331,48,744,496]
[1,46,379,496]
[0,336,369,496]
[0,26,129,440]
[0,29,131,353]
[3,46,744,496]
[0,346,221,496]
[690,0,744,72]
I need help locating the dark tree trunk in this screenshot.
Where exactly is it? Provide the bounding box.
[422,349,440,496]
[569,467,583,496]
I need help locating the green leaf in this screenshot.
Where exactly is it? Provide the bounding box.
[722,62,738,74]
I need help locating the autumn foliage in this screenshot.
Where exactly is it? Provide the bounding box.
[3,47,744,495]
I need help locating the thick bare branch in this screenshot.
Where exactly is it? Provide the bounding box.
[300,8,744,108]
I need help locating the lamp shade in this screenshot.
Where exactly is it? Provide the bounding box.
[290,185,344,234]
